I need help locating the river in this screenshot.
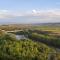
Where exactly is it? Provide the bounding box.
[16,35,27,40]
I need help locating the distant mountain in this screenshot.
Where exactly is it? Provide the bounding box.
[32,23,60,27]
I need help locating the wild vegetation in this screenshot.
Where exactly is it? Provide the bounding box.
[0,24,60,60]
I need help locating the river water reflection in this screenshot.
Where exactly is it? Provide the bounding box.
[16,35,27,40]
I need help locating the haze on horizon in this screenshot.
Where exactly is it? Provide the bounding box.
[0,0,60,24]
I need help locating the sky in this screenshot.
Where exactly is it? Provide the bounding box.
[0,0,60,24]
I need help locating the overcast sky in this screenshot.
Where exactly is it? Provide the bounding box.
[0,0,60,24]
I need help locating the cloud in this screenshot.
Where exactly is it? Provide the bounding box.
[30,9,60,20]
[0,10,23,18]
[0,10,14,18]
[0,9,60,21]
[31,9,60,16]
[32,10,37,14]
